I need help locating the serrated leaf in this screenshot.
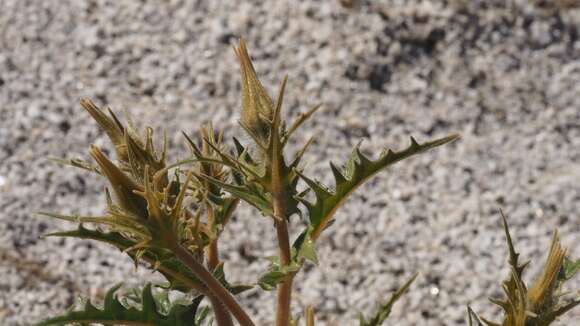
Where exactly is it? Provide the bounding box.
[297,134,459,241]
[44,225,205,293]
[359,273,417,326]
[36,284,200,326]
[38,211,149,239]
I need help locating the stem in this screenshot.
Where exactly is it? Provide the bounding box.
[206,205,232,326]
[274,200,293,326]
[207,206,220,270]
[209,295,234,326]
[171,243,255,326]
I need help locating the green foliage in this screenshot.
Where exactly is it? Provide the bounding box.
[35,37,580,326]
[190,41,457,306]
[42,225,203,292]
[359,273,418,326]
[36,284,202,326]
[469,211,580,326]
[294,134,458,243]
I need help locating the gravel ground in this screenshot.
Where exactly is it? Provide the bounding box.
[1,0,580,325]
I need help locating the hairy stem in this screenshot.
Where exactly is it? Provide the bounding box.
[170,243,255,326]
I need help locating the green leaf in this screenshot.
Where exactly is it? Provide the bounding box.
[36,284,200,326]
[44,225,204,293]
[197,172,273,216]
[359,273,418,326]
[194,306,212,326]
[563,257,580,280]
[297,134,459,241]
[38,211,149,239]
[212,263,254,295]
[292,227,318,265]
[258,262,300,291]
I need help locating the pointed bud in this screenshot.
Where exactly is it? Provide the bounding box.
[89,145,148,218]
[80,99,128,161]
[527,232,566,312]
[234,39,274,146]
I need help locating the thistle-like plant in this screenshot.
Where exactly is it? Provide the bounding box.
[38,39,458,326]
[468,211,580,326]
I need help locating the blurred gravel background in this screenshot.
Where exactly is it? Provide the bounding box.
[1,0,579,325]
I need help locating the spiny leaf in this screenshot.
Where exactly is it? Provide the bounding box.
[38,211,149,239]
[476,212,580,326]
[233,136,256,163]
[539,298,580,323]
[288,136,314,170]
[201,135,263,182]
[467,306,486,326]
[126,128,163,184]
[212,196,240,229]
[48,156,101,174]
[297,134,459,242]
[44,225,205,293]
[36,284,200,326]
[257,262,300,291]
[196,172,273,216]
[282,104,321,146]
[359,273,418,326]
[500,210,528,279]
[212,263,254,295]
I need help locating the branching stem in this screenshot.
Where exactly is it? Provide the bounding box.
[170,243,255,326]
